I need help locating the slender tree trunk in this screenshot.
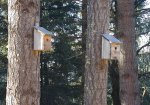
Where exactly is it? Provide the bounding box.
[6,0,40,105]
[82,0,87,52]
[116,0,140,105]
[82,0,87,104]
[108,1,121,104]
[108,60,121,105]
[84,0,110,105]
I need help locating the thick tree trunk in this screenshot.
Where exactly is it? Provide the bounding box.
[84,0,110,105]
[116,0,141,105]
[6,0,40,105]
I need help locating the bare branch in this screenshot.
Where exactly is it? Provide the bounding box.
[136,8,150,14]
[136,41,150,55]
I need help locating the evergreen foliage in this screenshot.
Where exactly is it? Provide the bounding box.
[0,0,7,104]
[40,0,83,104]
[135,1,150,105]
[0,0,149,105]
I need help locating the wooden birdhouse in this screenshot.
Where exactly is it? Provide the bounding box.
[102,34,122,60]
[34,26,53,51]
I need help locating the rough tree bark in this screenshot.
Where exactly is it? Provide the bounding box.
[6,0,40,105]
[116,0,141,105]
[84,0,110,105]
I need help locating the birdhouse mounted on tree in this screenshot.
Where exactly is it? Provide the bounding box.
[34,26,53,51]
[102,34,122,60]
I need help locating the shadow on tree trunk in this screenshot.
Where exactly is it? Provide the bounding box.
[108,60,121,105]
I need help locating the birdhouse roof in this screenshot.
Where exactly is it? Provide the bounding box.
[34,26,53,36]
[102,34,122,43]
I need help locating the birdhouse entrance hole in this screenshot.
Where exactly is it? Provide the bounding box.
[43,36,51,51]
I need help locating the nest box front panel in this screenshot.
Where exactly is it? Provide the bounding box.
[111,44,120,60]
[43,35,51,50]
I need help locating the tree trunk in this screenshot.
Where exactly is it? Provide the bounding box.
[108,1,121,104]
[108,60,121,105]
[82,0,87,104]
[6,0,40,105]
[84,0,110,105]
[82,0,87,52]
[116,0,141,105]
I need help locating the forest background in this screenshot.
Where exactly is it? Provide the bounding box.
[0,0,150,105]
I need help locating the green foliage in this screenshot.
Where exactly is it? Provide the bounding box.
[135,1,150,105]
[138,53,150,105]
[0,0,7,104]
[135,1,150,36]
[0,0,7,38]
[136,0,150,105]
[40,0,83,105]
[0,0,84,104]
[0,0,149,105]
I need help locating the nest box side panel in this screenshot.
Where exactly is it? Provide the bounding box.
[34,29,43,50]
[102,37,111,59]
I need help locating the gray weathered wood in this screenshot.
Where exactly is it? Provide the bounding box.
[103,34,121,43]
[102,36,111,59]
[34,26,53,36]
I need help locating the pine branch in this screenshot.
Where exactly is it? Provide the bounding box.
[137,31,150,36]
[135,0,146,9]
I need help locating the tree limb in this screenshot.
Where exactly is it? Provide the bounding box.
[136,8,150,14]
[136,41,150,55]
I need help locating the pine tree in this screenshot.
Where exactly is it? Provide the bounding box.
[116,0,140,104]
[40,0,83,104]
[6,0,41,104]
[84,0,110,105]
